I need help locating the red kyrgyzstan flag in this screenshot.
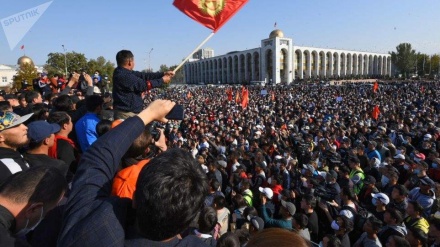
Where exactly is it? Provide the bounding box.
[173,0,249,32]
[226,88,232,101]
[372,105,380,120]
[21,45,25,50]
[373,82,379,93]
[241,87,249,109]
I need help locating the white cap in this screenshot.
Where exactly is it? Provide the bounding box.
[259,187,273,199]
[393,154,405,160]
[371,193,390,205]
[424,134,432,140]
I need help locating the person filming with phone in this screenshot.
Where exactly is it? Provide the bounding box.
[112,50,175,120]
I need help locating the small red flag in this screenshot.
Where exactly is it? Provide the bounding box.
[226,88,232,101]
[372,105,380,120]
[241,87,249,109]
[373,82,379,93]
[173,0,249,32]
[20,45,24,50]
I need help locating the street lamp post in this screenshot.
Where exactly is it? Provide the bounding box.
[62,45,67,77]
[148,48,153,72]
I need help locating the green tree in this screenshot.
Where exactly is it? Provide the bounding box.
[416,53,430,76]
[390,43,416,78]
[159,64,169,72]
[87,56,115,81]
[169,65,184,84]
[13,62,37,90]
[44,52,88,76]
[431,55,440,75]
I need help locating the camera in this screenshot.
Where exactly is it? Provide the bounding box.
[149,122,164,142]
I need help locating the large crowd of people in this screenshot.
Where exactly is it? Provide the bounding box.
[1,50,440,247]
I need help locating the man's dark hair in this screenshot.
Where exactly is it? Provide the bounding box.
[368,216,383,232]
[135,148,208,241]
[325,234,342,247]
[0,166,67,204]
[213,195,226,209]
[25,91,40,104]
[408,200,424,215]
[209,179,220,191]
[47,111,70,128]
[386,207,403,225]
[123,124,153,160]
[0,101,11,111]
[393,184,408,196]
[388,236,410,247]
[53,95,73,111]
[407,226,428,245]
[293,213,308,229]
[198,207,218,234]
[216,232,240,247]
[85,95,104,112]
[302,194,317,208]
[116,50,134,67]
[96,120,112,137]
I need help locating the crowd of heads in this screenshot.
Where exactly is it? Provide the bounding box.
[0,78,440,246]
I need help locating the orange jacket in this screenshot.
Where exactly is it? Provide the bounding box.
[111,159,149,199]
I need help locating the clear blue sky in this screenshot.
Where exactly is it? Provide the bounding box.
[1,0,439,71]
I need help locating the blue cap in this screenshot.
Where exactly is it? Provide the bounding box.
[27,121,60,143]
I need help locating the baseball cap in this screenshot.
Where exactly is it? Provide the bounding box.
[424,134,432,140]
[368,141,377,147]
[216,160,227,168]
[303,164,315,173]
[419,177,435,187]
[393,154,405,160]
[281,200,296,216]
[27,121,61,143]
[0,111,33,131]
[415,153,426,161]
[247,215,264,231]
[363,175,376,185]
[371,192,390,205]
[259,187,273,199]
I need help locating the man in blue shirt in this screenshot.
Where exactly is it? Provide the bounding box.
[75,95,103,152]
[366,140,382,162]
[113,50,174,120]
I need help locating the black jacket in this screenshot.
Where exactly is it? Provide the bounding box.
[0,147,29,185]
[0,205,30,247]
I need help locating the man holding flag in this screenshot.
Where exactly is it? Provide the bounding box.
[112,50,175,120]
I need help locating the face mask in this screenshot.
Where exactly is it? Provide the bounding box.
[331,220,340,230]
[16,206,44,239]
[372,198,378,205]
[267,178,272,185]
[284,153,288,157]
[404,164,410,170]
[302,181,308,188]
[414,169,421,175]
[433,163,439,169]
[381,175,389,186]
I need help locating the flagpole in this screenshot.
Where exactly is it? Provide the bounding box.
[173,32,215,74]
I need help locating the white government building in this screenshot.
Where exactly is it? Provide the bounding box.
[184,29,392,84]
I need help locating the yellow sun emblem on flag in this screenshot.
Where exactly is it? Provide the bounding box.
[199,0,226,17]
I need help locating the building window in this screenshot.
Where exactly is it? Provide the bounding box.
[1,77,6,83]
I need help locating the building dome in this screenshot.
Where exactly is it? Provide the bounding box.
[17,56,34,66]
[269,29,284,39]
